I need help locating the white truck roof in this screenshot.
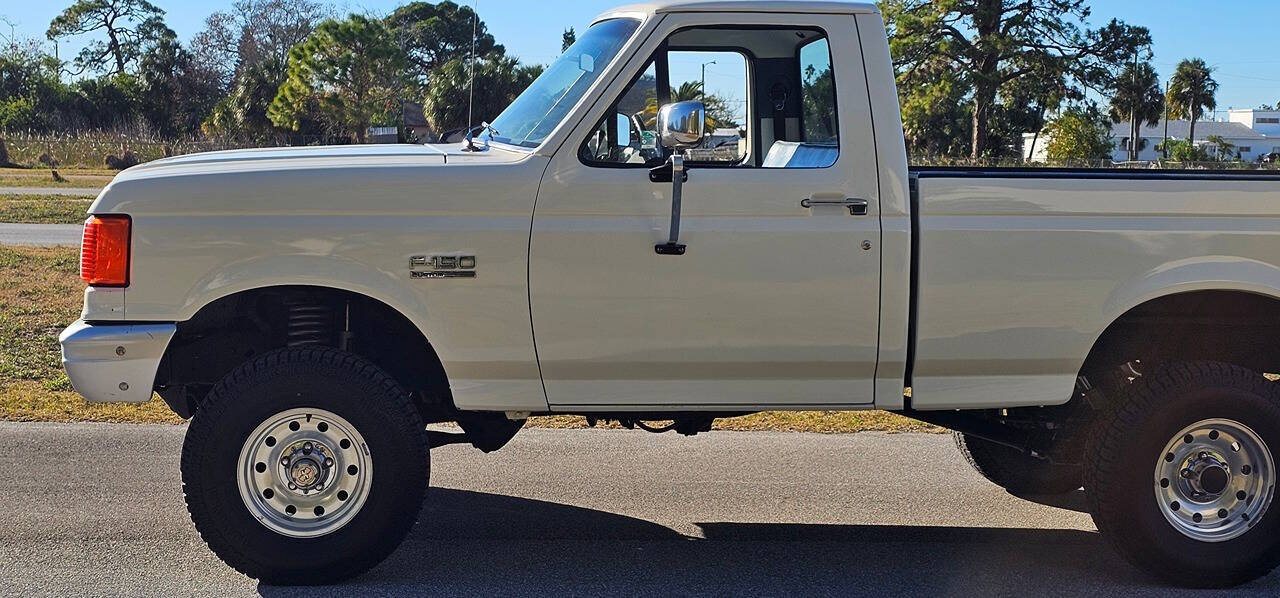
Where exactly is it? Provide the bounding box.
[595,0,879,23]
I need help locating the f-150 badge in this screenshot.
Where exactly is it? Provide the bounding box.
[410,255,476,279]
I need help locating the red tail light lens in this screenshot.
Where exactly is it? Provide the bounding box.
[81,215,131,287]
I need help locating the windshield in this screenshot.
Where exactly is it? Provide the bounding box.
[486,18,640,148]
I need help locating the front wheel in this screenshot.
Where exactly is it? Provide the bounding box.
[1086,361,1280,587]
[182,347,429,585]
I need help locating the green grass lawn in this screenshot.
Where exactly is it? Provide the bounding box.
[0,194,92,224]
[0,245,936,432]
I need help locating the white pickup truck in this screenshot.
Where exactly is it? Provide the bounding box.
[58,0,1280,587]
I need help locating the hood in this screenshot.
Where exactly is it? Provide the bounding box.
[90,141,544,216]
[112,142,529,185]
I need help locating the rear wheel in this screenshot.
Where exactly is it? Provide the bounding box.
[182,347,429,585]
[954,431,1082,495]
[1086,361,1280,587]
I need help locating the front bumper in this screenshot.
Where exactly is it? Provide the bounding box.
[59,320,177,403]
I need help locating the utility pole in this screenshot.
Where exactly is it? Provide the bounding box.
[1130,51,1139,161]
[700,60,716,103]
[1162,79,1171,160]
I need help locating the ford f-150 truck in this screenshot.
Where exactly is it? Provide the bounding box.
[59,0,1280,587]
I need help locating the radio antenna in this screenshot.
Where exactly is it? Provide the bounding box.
[464,0,480,150]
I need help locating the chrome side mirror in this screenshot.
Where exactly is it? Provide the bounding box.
[657,101,705,150]
[652,101,704,257]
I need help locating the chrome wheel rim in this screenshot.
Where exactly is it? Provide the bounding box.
[1154,418,1275,542]
[237,408,372,538]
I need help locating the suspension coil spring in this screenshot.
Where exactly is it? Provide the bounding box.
[284,299,333,347]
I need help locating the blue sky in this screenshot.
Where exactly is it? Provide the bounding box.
[3,0,1277,113]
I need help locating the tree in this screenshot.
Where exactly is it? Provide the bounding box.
[1044,107,1113,162]
[1167,58,1218,145]
[422,53,541,134]
[0,39,72,131]
[896,54,971,157]
[802,61,836,141]
[46,0,167,76]
[1164,138,1207,162]
[204,58,287,142]
[1204,134,1235,162]
[135,28,222,136]
[882,0,1151,158]
[561,27,576,52]
[635,81,734,130]
[385,1,501,86]
[269,15,407,143]
[1109,61,1163,161]
[190,0,330,89]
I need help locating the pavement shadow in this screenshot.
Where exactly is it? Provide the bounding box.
[1010,488,1090,513]
[257,487,1278,597]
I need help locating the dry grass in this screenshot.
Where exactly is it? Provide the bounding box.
[0,245,933,433]
[0,195,92,224]
[528,411,938,433]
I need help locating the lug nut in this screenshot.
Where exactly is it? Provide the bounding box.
[324,458,334,467]
[303,443,313,454]
[281,456,290,466]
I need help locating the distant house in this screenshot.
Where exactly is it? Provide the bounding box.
[365,101,433,144]
[1025,116,1278,163]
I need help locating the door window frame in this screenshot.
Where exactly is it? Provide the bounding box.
[577,29,779,170]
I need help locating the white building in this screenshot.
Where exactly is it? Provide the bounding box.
[1229,108,1280,138]
[1024,111,1279,163]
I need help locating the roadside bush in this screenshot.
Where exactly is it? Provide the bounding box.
[0,137,10,166]
[1164,139,1210,162]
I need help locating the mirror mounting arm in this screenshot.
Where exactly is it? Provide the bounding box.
[654,154,687,256]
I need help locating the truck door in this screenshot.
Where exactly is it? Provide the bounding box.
[529,12,881,409]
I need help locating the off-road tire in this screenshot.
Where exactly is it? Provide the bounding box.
[954,431,1082,495]
[1085,361,1280,588]
[182,347,429,585]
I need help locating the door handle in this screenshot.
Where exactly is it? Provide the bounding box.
[801,198,868,216]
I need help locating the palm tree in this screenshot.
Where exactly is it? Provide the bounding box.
[1204,134,1235,161]
[1109,62,1164,161]
[671,81,704,102]
[641,81,723,130]
[1167,58,1218,145]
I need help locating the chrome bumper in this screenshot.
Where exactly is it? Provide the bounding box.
[59,320,177,403]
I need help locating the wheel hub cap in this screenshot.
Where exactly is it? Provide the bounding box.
[236,408,372,538]
[1155,418,1275,542]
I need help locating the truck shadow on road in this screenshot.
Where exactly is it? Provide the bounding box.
[258,487,1279,596]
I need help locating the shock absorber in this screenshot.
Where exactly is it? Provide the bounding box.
[283,298,334,347]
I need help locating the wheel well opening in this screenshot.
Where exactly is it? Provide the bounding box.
[155,286,451,419]
[1082,290,1280,380]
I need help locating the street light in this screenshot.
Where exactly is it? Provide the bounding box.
[700,60,716,103]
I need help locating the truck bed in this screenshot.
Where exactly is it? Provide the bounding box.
[905,167,1280,410]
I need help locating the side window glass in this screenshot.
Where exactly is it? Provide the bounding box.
[765,37,839,168]
[580,62,661,165]
[668,50,748,164]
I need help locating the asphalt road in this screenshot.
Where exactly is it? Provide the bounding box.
[0,186,101,197]
[1,422,1277,597]
[0,223,81,246]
